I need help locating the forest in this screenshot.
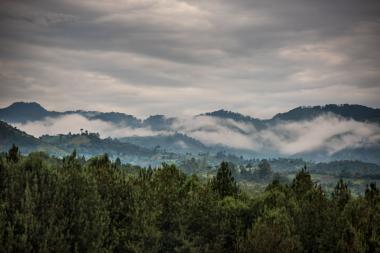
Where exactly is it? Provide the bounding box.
[0,145,379,253]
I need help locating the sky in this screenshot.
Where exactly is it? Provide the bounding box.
[0,0,379,119]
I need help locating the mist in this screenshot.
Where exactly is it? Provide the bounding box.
[13,114,167,138]
[13,113,380,156]
[259,114,380,155]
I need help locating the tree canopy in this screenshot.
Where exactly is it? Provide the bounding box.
[0,146,379,252]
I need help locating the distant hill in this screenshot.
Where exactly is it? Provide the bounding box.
[39,133,154,158]
[120,133,209,154]
[330,146,380,165]
[201,109,265,129]
[2,102,379,127]
[0,120,40,149]
[142,115,176,131]
[1,102,380,164]
[271,104,380,123]
[310,160,380,177]
[0,120,64,155]
[71,110,142,127]
[0,102,59,123]
[0,102,142,127]
[0,120,154,159]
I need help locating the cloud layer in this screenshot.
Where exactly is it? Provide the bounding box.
[172,114,380,155]
[1,0,380,118]
[13,113,380,156]
[14,114,166,138]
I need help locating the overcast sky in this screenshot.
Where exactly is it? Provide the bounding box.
[0,0,379,118]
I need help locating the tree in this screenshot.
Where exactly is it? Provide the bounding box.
[240,208,302,253]
[0,151,378,252]
[153,164,189,252]
[62,161,109,252]
[114,157,122,168]
[256,159,273,181]
[212,162,239,198]
[6,144,20,163]
[291,166,313,198]
[365,183,379,205]
[364,183,380,252]
[332,179,351,210]
[336,223,365,253]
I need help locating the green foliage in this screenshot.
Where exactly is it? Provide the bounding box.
[211,161,239,198]
[6,144,20,163]
[292,166,314,198]
[256,159,273,181]
[240,208,302,253]
[0,148,379,252]
[332,179,351,210]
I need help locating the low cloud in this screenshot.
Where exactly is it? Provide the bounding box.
[171,114,380,155]
[171,116,260,150]
[13,114,166,138]
[259,114,380,155]
[13,113,380,156]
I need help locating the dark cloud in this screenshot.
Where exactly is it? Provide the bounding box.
[0,0,379,118]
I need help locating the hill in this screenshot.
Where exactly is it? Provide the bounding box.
[3,102,380,127]
[271,104,380,123]
[1,102,380,164]
[2,102,380,130]
[39,132,154,159]
[70,110,142,127]
[142,115,176,131]
[0,102,59,123]
[201,109,265,129]
[120,133,209,154]
[0,120,154,159]
[0,102,142,127]
[0,120,64,155]
[310,160,380,177]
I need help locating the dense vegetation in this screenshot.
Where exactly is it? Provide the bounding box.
[0,145,380,252]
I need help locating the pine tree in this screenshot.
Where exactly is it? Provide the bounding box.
[6,144,20,163]
[212,162,239,198]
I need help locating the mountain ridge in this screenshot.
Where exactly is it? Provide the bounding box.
[0,120,155,160]
[2,102,379,126]
[1,102,380,165]
[271,104,380,123]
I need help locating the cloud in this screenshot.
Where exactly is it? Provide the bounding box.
[278,44,347,66]
[13,114,167,138]
[1,0,380,119]
[12,112,380,156]
[170,114,380,155]
[259,114,380,155]
[172,116,260,150]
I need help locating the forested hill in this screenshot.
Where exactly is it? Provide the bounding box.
[201,109,266,129]
[0,120,153,158]
[0,149,379,252]
[271,104,380,123]
[0,120,63,155]
[0,102,61,123]
[119,133,208,154]
[310,160,380,177]
[39,133,154,157]
[1,102,380,164]
[0,120,40,147]
[0,102,141,126]
[1,102,380,125]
